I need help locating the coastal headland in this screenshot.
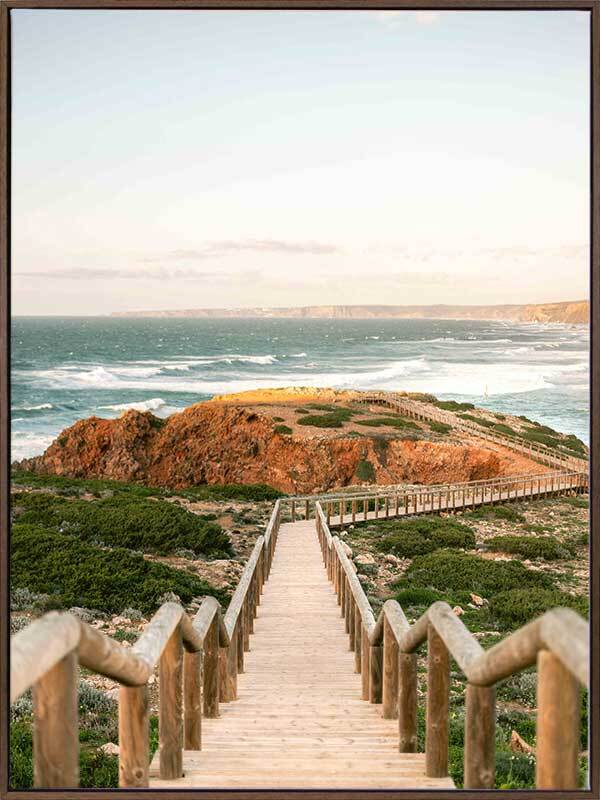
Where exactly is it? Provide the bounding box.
[15,387,587,494]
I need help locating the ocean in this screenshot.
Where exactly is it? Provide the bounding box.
[11,317,589,461]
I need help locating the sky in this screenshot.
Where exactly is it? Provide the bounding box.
[11,9,590,315]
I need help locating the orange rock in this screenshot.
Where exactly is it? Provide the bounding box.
[17,401,539,494]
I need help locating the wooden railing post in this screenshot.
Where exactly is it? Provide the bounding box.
[236,617,245,673]
[369,643,383,704]
[32,650,79,788]
[183,651,202,750]
[203,616,220,718]
[119,685,150,787]
[354,606,362,673]
[361,626,370,700]
[398,652,417,752]
[159,625,183,779]
[382,616,399,719]
[348,594,355,650]
[464,683,495,789]
[219,634,237,703]
[536,650,580,789]
[425,625,449,778]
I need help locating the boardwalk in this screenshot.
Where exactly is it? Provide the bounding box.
[314,471,587,528]
[149,520,454,790]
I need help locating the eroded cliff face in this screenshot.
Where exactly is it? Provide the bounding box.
[17,403,540,493]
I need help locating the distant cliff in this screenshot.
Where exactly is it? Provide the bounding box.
[112,301,588,324]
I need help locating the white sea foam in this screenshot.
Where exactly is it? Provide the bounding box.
[97,398,167,413]
[12,402,53,412]
[11,431,55,460]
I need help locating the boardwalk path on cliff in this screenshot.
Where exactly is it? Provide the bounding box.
[149,519,454,790]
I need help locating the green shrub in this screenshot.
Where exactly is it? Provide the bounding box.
[178,483,283,501]
[522,523,550,533]
[355,416,419,430]
[495,751,536,789]
[493,423,517,436]
[306,403,353,414]
[489,588,588,629]
[562,495,588,509]
[11,524,226,615]
[434,400,474,412]
[296,412,348,428]
[10,720,120,789]
[12,493,231,558]
[521,428,561,449]
[399,551,553,599]
[518,415,535,424]
[494,413,506,420]
[497,671,537,704]
[466,504,525,523]
[562,434,587,455]
[484,535,573,561]
[274,424,292,435]
[458,413,495,429]
[395,587,445,607]
[355,459,376,482]
[272,416,284,422]
[11,470,161,498]
[428,421,452,434]
[378,517,475,558]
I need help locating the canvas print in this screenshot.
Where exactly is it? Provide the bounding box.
[8,8,590,792]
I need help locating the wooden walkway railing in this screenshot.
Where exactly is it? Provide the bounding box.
[9,501,282,788]
[358,391,588,471]
[284,469,588,523]
[315,501,590,790]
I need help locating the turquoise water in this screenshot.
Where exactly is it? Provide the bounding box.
[11,317,589,460]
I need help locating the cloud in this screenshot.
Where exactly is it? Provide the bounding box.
[16,266,264,283]
[140,239,342,262]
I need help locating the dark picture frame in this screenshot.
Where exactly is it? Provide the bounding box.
[0,2,598,798]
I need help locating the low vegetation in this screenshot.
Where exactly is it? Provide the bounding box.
[397,550,553,600]
[11,470,283,502]
[376,517,475,557]
[355,459,376,482]
[11,492,231,558]
[484,534,574,561]
[428,421,452,434]
[433,400,474,412]
[11,524,227,615]
[489,588,588,629]
[296,407,354,428]
[466,504,524,523]
[354,416,419,430]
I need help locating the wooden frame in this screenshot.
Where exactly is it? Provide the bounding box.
[0,2,598,798]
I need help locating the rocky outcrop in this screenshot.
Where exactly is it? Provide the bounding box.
[17,402,539,494]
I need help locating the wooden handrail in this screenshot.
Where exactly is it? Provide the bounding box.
[358,391,588,471]
[287,468,582,502]
[316,500,589,790]
[284,470,588,523]
[9,498,283,789]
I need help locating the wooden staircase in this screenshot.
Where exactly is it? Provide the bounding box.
[10,481,590,791]
[149,520,453,789]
